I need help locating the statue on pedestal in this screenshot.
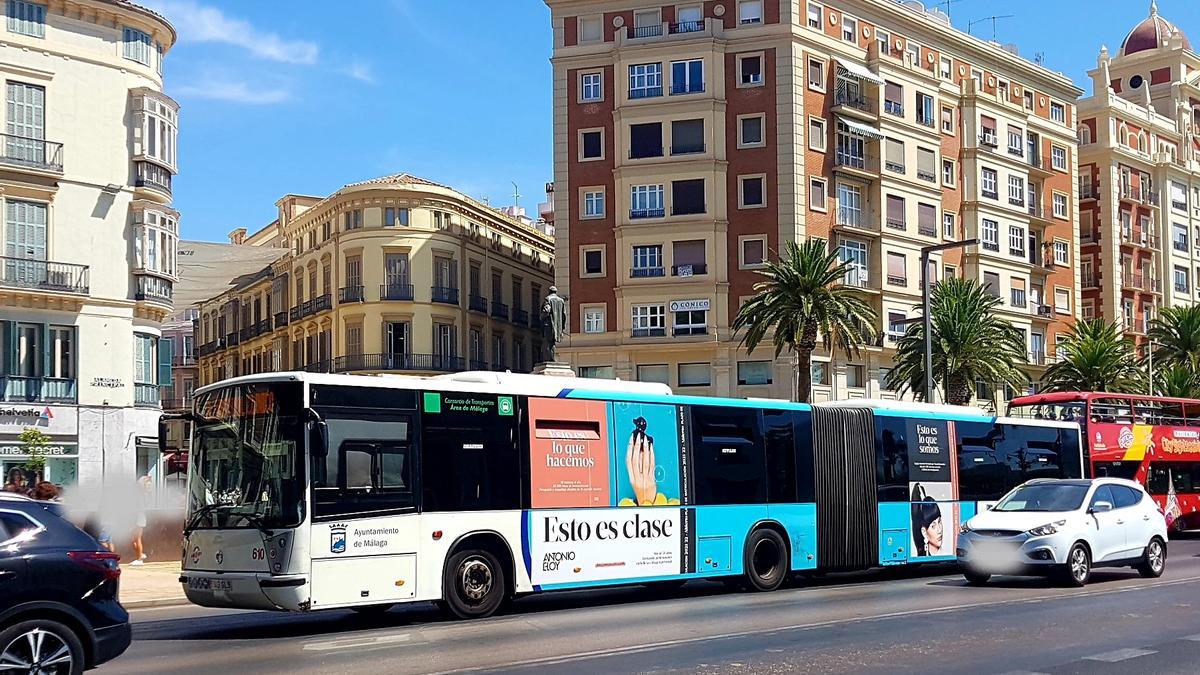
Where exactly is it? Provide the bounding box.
[539,286,568,364]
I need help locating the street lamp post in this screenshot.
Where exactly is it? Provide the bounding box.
[920,239,978,403]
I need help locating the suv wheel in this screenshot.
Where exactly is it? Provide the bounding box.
[1136,537,1166,578]
[1060,543,1091,587]
[0,619,85,675]
[963,570,991,586]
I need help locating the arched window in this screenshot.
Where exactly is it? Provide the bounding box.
[1138,132,1148,153]
[1119,125,1129,146]
[1078,125,1092,145]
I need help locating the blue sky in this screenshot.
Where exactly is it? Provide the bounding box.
[146,0,1197,244]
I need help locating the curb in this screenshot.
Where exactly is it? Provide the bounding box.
[123,596,191,609]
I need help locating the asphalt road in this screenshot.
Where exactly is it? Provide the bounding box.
[105,536,1200,675]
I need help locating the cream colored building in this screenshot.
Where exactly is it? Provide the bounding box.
[196,174,555,385]
[1078,3,1200,347]
[547,0,1081,405]
[0,0,179,500]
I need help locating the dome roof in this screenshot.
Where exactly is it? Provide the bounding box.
[1120,1,1191,56]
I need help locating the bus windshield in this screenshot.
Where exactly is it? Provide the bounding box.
[187,382,305,530]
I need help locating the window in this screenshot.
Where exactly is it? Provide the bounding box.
[629,122,663,158]
[580,365,614,379]
[1175,223,1189,251]
[971,68,983,86]
[583,307,605,333]
[581,72,602,101]
[629,63,663,98]
[740,175,765,207]
[671,59,704,95]
[671,178,706,215]
[884,137,904,173]
[583,190,605,218]
[123,26,152,64]
[837,183,862,227]
[579,16,602,42]
[939,56,952,79]
[1050,101,1066,124]
[1053,192,1068,218]
[941,105,954,133]
[846,365,865,388]
[1175,266,1189,293]
[742,114,767,148]
[886,251,906,286]
[671,118,705,155]
[631,304,666,337]
[582,248,604,276]
[679,363,711,387]
[737,361,772,386]
[1008,175,1025,206]
[419,397,519,513]
[742,54,764,86]
[983,272,1000,297]
[942,158,955,187]
[887,312,907,341]
[981,168,998,198]
[630,184,665,218]
[807,2,822,29]
[916,92,935,127]
[1051,144,1067,170]
[673,306,708,335]
[133,333,157,385]
[343,209,362,231]
[943,212,956,239]
[673,239,706,275]
[806,57,823,90]
[7,1,45,38]
[1055,287,1070,314]
[580,130,603,160]
[884,81,903,116]
[1007,125,1024,155]
[809,177,827,211]
[631,245,663,277]
[982,219,999,250]
[136,93,179,171]
[738,0,763,25]
[917,147,936,182]
[729,241,766,277]
[841,15,857,42]
[811,362,829,386]
[885,194,905,230]
[839,239,867,285]
[1009,225,1025,255]
[918,203,937,237]
[1054,240,1068,265]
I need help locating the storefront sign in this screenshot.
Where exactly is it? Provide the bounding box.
[0,406,51,424]
[0,443,77,457]
[669,299,710,312]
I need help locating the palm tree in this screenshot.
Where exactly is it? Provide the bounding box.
[1149,305,1200,374]
[1155,364,1200,399]
[886,277,1027,405]
[1040,320,1140,393]
[733,239,878,403]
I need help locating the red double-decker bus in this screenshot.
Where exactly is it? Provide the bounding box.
[1008,391,1200,533]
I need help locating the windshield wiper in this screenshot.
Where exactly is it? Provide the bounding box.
[183,503,224,534]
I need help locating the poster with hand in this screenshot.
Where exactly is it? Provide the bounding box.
[610,402,682,507]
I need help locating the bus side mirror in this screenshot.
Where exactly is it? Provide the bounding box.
[306,409,328,458]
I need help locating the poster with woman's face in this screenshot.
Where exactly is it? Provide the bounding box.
[908,420,957,558]
[611,402,681,506]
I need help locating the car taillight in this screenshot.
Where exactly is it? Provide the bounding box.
[68,551,122,581]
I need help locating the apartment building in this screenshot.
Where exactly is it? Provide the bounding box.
[195,174,555,386]
[0,1,178,500]
[1078,3,1200,345]
[546,0,1081,402]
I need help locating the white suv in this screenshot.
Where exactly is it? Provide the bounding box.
[957,478,1168,586]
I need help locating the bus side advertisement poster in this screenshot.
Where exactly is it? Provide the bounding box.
[1090,422,1200,461]
[526,508,697,586]
[907,419,959,559]
[610,402,684,507]
[527,398,612,508]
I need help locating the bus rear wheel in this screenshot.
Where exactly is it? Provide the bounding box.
[443,549,507,620]
[743,528,789,592]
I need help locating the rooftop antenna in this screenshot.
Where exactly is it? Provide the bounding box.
[967,14,1014,41]
[933,0,964,19]
[511,181,521,208]
[1034,52,1045,66]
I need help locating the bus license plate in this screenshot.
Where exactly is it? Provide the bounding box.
[187,577,232,591]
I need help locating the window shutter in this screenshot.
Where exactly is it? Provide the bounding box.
[3,321,15,373]
[158,337,173,386]
[40,323,50,379]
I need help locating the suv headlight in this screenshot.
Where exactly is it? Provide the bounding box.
[1026,520,1067,537]
[959,521,973,535]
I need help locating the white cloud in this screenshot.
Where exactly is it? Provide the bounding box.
[173,79,290,105]
[342,60,375,85]
[143,0,319,65]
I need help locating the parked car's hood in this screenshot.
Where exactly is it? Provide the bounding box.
[967,509,1075,532]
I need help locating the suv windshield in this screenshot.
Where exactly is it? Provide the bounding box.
[993,483,1089,512]
[187,382,305,530]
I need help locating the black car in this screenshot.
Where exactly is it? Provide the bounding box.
[0,493,131,673]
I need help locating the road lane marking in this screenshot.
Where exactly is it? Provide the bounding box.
[1183,634,1200,642]
[428,574,1200,674]
[1083,648,1156,662]
[303,633,413,651]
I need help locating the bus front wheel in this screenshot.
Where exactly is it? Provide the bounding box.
[443,549,507,619]
[743,528,789,592]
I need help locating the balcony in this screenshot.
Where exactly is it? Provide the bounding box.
[0,376,76,403]
[0,134,63,173]
[1007,145,1024,158]
[884,160,905,174]
[886,274,907,286]
[916,113,936,128]
[273,311,289,329]
[1028,351,1047,367]
[289,300,312,322]
[469,294,488,313]
[1174,240,1189,252]
[1010,247,1026,258]
[979,132,999,148]
[134,161,172,197]
[669,83,705,96]
[833,90,876,115]
[327,353,467,374]
[1172,200,1188,212]
[380,283,414,301]
[1120,184,1160,207]
[513,308,530,325]
[670,20,704,34]
[491,301,510,320]
[225,331,240,347]
[1028,154,1053,176]
[883,101,903,117]
[1028,203,1050,221]
[842,270,871,288]
[1036,305,1053,319]
[630,24,664,39]
[672,263,708,276]
[629,87,663,100]
[0,257,89,295]
[981,189,999,200]
[1082,274,1098,288]
[834,151,877,174]
[630,208,665,220]
[1010,291,1027,308]
[134,383,160,407]
[918,223,937,237]
[983,241,1000,252]
[631,266,665,278]
[1119,230,1159,249]
[885,217,905,231]
[1008,196,1026,208]
[632,327,667,338]
[134,276,172,304]
[916,169,936,183]
[1080,182,1096,199]
[312,294,332,314]
[469,359,490,371]
[339,285,364,303]
[431,286,460,305]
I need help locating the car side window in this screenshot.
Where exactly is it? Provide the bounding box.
[0,511,39,545]
[1111,485,1141,509]
[1088,484,1116,509]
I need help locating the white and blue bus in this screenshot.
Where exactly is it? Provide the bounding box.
[173,371,1084,619]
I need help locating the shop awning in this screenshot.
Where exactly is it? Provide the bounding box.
[835,57,886,85]
[838,117,885,140]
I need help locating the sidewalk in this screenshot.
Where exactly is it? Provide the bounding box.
[119,561,189,609]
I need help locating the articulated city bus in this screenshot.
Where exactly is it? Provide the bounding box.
[1009,391,1200,533]
[173,371,1083,619]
